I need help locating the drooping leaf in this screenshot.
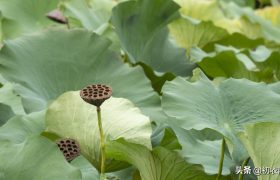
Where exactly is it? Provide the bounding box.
[107,139,222,180]
[45,91,152,171]
[162,77,280,164]
[111,0,195,76]
[0,29,163,122]
[239,122,280,180]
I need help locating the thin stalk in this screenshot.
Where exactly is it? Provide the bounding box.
[216,138,225,180]
[97,106,106,180]
[238,157,250,180]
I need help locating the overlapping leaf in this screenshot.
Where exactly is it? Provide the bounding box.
[169,16,228,53]
[0,136,82,180]
[162,77,280,164]
[0,29,163,122]
[111,0,195,76]
[0,0,61,40]
[0,111,84,180]
[107,139,224,180]
[192,45,280,82]
[45,91,152,171]
[174,0,262,39]
[61,0,116,31]
[173,126,234,175]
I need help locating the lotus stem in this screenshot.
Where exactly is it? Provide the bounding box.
[97,106,106,180]
[216,138,225,180]
[238,157,250,180]
[80,84,112,180]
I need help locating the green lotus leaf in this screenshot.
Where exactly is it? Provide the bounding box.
[0,103,14,126]
[203,33,264,51]
[61,0,116,31]
[239,122,280,180]
[256,6,280,28]
[221,2,280,43]
[0,82,25,115]
[45,91,152,171]
[192,45,280,83]
[168,16,228,53]
[220,0,255,7]
[271,0,280,6]
[0,111,45,142]
[107,139,230,180]
[174,0,259,38]
[162,77,280,163]
[71,156,100,180]
[107,167,142,180]
[0,111,84,179]
[0,136,82,180]
[173,126,234,175]
[0,29,163,122]
[249,45,272,62]
[111,0,195,76]
[0,0,61,40]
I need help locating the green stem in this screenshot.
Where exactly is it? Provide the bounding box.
[238,157,250,180]
[97,107,106,180]
[216,138,225,180]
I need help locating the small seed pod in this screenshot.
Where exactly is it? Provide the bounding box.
[46,9,68,24]
[56,138,80,162]
[80,84,112,107]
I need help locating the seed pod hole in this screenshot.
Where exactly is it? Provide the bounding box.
[56,138,81,162]
[80,84,112,107]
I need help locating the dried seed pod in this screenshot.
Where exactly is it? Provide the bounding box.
[80,84,112,107]
[56,138,80,162]
[46,9,68,24]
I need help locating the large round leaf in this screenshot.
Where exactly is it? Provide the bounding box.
[111,0,195,76]
[162,77,280,163]
[45,91,152,170]
[0,29,163,121]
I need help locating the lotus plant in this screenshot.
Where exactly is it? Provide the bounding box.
[80,84,112,180]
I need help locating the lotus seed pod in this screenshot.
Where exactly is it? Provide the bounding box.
[56,138,80,162]
[46,9,68,24]
[80,84,112,107]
